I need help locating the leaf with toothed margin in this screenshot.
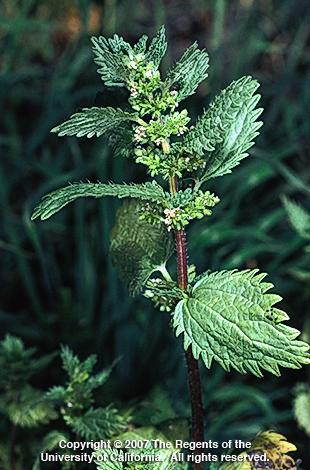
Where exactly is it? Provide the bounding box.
[31,181,165,221]
[182,76,263,181]
[110,200,173,296]
[164,42,209,102]
[51,107,137,138]
[173,269,310,377]
[145,26,167,69]
[91,36,130,86]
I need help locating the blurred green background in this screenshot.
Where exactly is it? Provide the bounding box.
[1,0,310,466]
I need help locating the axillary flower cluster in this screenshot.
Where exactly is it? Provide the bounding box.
[140,188,219,231]
[123,50,219,230]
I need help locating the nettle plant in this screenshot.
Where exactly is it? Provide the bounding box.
[32,26,310,464]
[0,335,128,470]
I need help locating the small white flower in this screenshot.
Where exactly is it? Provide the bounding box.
[128,60,137,69]
[144,290,154,298]
[164,208,177,218]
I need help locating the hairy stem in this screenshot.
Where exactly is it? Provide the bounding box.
[169,176,204,470]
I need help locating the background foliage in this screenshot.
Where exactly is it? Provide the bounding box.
[0,0,310,467]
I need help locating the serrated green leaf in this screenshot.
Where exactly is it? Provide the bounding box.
[88,363,116,390]
[60,345,101,381]
[46,385,66,402]
[91,36,130,86]
[282,196,310,240]
[173,269,310,376]
[294,384,310,436]
[178,107,221,156]
[51,107,137,138]
[60,344,114,389]
[7,386,58,427]
[134,35,148,54]
[145,26,167,69]
[69,406,127,440]
[61,345,85,376]
[31,181,165,221]
[105,34,132,54]
[164,43,209,101]
[185,76,263,181]
[110,200,174,295]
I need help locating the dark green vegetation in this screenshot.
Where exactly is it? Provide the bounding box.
[1,0,310,468]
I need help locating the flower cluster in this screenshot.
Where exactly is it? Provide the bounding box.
[134,110,189,146]
[139,189,220,231]
[162,190,220,230]
[143,264,197,312]
[123,49,205,179]
[125,52,179,118]
[143,278,183,312]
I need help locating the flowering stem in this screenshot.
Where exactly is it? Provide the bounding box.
[169,176,204,470]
